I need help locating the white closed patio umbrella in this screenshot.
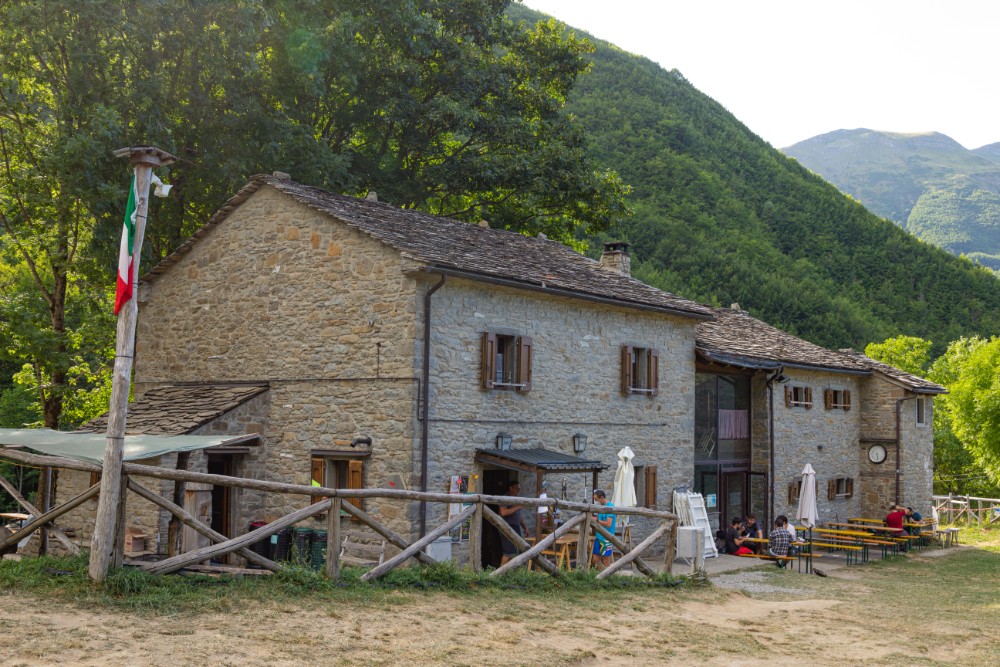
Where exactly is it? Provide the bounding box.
[612,446,637,536]
[796,463,820,529]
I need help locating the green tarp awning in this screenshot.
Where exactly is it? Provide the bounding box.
[0,428,258,465]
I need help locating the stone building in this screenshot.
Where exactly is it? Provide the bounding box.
[46,174,943,564]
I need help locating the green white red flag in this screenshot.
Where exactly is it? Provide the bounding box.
[114,175,138,315]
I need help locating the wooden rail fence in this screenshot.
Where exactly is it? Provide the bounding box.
[933,494,1000,526]
[0,448,678,581]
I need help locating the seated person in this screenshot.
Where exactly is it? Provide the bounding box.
[886,504,908,551]
[744,514,764,553]
[904,506,923,534]
[767,517,792,567]
[725,517,753,555]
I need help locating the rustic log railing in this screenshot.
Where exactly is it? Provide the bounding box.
[0,448,678,581]
[932,494,1000,526]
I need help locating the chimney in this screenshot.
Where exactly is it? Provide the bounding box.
[600,241,631,277]
[272,171,291,181]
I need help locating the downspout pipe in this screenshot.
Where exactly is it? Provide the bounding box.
[894,395,915,505]
[419,274,447,538]
[765,368,785,526]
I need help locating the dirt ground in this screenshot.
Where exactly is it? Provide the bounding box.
[1,548,998,666]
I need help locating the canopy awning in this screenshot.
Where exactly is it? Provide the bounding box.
[0,428,259,466]
[475,447,608,474]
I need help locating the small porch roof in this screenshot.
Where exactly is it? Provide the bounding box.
[474,448,609,474]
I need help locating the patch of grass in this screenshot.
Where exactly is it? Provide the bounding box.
[0,555,686,615]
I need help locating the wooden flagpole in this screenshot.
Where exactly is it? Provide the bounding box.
[89,146,175,582]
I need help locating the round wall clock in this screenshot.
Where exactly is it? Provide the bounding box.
[868,444,888,464]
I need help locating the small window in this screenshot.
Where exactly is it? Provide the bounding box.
[788,480,802,504]
[915,397,928,427]
[482,332,532,392]
[784,384,813,408]
[621,346,660,396]
[824,388,851,411]
[827,476,854,500]
[311,456,364,510]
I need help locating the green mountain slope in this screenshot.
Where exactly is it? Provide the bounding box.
[783,129,1000,270]
[510,4,1000,352]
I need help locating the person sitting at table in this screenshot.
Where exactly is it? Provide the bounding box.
[886,504,908,551]
[744,514,764,553]
[725,517,754,555]
[904,506,923,534]
[767,517,792,567]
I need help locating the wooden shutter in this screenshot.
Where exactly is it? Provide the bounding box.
[516,336,532,393]
[804,387,813,408]
[843,389,852,411]
[846,477,854,499]
[788,481,798,504]
[89,471,102,488]
[827,479,837,501]
[645,465,657,508]
[481,332,496,390]
[347,459,364,510]
[824,389,833,410]
[784,384,792,408]
[648,349,660,396]
[622,346,634,395]
[310,457,326,505]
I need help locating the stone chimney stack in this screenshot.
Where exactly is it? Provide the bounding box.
[600,241,631,277]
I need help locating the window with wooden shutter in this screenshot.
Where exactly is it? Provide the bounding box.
[824,389,833,410]
[827,479,837,501]
[482,332,531,391]
[830,476,854,500]
[788,480,802,504]
[622,345,658,396]
[784,385,792,408]
[786,385,813,408]
[824,388,851,411]
[804,387,813,408]
[645,465,658,508]
[843,389,851,411]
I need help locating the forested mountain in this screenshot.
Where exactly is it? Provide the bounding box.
[784,129,1000,271]
[510,5,1000,353]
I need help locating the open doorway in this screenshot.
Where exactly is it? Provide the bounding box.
[480,468,517,569]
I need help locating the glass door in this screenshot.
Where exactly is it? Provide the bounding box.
[721,471,746,525]
[695,465,720,535]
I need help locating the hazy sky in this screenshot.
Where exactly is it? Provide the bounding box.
[523,0,998,150]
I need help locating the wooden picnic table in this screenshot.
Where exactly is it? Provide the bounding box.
[0,512,30,521]
[848,517,884,525]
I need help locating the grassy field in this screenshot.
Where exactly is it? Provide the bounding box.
[1,526,998,666]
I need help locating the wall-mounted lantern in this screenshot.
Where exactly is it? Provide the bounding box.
[572,433,588,454]
[496,432,513,450]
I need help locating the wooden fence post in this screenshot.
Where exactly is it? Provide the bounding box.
[326,498,342,579]
[468,502,483,573]
[577,510,592,573]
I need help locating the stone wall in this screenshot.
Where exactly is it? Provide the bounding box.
[770,370,862,525]
[419,275,700,553]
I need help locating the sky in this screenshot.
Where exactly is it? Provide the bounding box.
[522,0,999,150]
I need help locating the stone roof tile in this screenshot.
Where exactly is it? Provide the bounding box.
[836,349,946,394]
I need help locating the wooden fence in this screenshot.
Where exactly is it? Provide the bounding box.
[932,494,1000,526]
[0,448,678,581]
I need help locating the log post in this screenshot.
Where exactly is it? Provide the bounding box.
[111,474,128,568]
[577,510,592,573]
[38,466,52,555]
[167,452,190,557]
[90,146,176,582]
[467,502,483,573]
[663,519,676,575]
[326,498,342,579]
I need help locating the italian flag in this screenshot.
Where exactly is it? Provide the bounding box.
[114,175,138,315]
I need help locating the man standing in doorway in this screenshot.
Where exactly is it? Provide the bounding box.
[499,480,528,565]
[591,489,616,569]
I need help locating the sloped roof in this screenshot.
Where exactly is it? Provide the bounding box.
[83,384,268,435]
[144,175,713,321]
[837,349,947,394]
[696,307,870,374]
[475,448,609,472]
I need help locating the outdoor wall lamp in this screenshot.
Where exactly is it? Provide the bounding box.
[496,432,513,450]
[572,433,588,453]
[351,436,372,448]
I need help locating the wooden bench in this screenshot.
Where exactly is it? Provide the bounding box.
[339,530,386,568]
[735,552,796,569]
[806,540,864,564]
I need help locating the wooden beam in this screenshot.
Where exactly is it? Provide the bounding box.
[362,504,476,581]
[143,499,333,575]
[467,502,483,573]
[126,478,279,572]
[577,510,592,573]
[0,484,100,552]
[0,473,79,554]
[593,522,656,577]
[337,500,437,566]
[167,451,190,557]
[491,511,584,577]
[596,521,670,579]
[325,498,342,579]
[482,505,558,576]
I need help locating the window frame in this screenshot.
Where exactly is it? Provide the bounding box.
[310,454,365,511]
[784,384,813,409]
[481,332,533,392]
[621,345,660,396]
[915,397,929,427]
[823,387,852,411]
[827,476,855,500]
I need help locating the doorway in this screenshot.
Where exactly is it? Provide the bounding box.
[207,454,235,563]
[481,468,517,569]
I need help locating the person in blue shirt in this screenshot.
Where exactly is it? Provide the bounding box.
[590,489,616,569]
